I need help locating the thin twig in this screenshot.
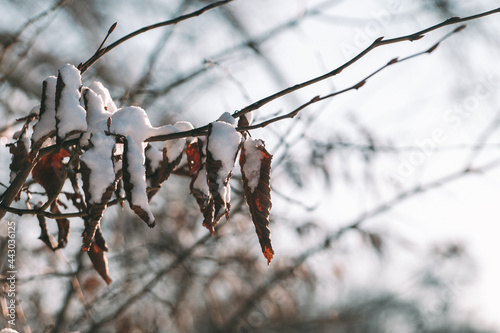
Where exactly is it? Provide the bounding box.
[144,8,500,144]
[79,0,234,73]
[231,8,499,118]
[241,26,464,131]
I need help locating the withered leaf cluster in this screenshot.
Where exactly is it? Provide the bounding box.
[6,64,275,283]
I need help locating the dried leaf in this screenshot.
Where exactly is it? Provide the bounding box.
[80,134,120,250]
[8,127,29,188]
[87,241,112,285]
[37,215,56,250]
[32,76,57,150]
[32,146,71,250]
[187,139,214,232]
[240,138,274,264]
[122,136,155,227]
[80,164,120,251]
[205,150,225,233]
[87,225,112,284]
[54,64,87,143]
[204,122,242,232]
[51,204,70,249]
[93,224,109,252]
[145,143,184,201]
[36,205,70,250]
[32,148,70,197]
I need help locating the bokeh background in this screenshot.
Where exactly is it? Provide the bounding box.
[1,0,500,332]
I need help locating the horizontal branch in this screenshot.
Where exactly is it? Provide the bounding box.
[0,195,127,219]
[242,26,464,130]
[231,6,500,118]
[0,204,85,219]
[145,7,500,143]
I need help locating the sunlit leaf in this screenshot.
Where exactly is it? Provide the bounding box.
[240,138,274,264]
[87,240,112,285]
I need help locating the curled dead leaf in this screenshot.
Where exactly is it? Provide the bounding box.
[240,138,274,264]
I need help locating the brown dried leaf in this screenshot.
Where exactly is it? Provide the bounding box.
[54,65,86,143]
[37,215,56,251]
[87,241,112,285]
[205,149,225,233]
[189,169,211,212]
[87,225,111,284]
[31,148,72,249]
[240,138,274,265]
[204,122,241,231]
[32,78,56,151]
[32,148,70,197]
[145,144,184,201]
[93,224,109,251]
[50,204,70,249]
[8,140,28,190]
[36,204,70,250]
[122,137,155,227]
[80,161,120,251]
[186,139,215,233]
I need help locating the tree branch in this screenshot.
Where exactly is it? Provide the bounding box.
[231,7,499,118]
[144,7,499,144]
[78,0,234,74]
[241,26,464,131]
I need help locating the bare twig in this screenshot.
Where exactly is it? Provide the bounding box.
[144,7,500,144]
[78,0,234,74]
[231,8,499,118]
[242,26,464,131]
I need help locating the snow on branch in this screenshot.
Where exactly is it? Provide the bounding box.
[0,5,499,282]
